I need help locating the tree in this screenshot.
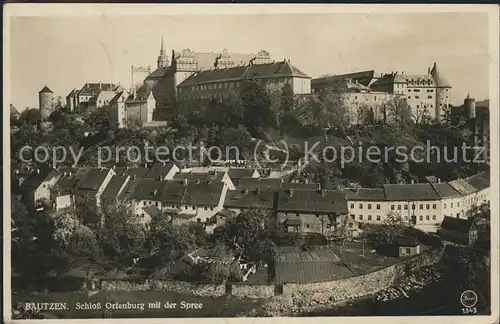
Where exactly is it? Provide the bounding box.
[240,80,276,135]
[384,97,412,129]
[98,204,146,266]
[204,242,241,284]
[380,211,407,244]
[333,215,353,253]
[20,108,41,125]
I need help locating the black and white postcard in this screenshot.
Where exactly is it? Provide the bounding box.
[3,4,499,323]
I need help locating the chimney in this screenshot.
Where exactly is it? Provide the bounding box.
[126,166,130,170]
[244,188,249,195]
[144,163,148,168]
[288,188,294,197]
[183,179,188,186]
[158,176,163,181]
[255,188,261,195]
[304,178,309,184]
[36,169,40,174]
[411,179,415,184]
[320,190,326,197]
[162,162,166,166]
[437,178,441,183]
[131,174,136,180]
[112,165,116,170]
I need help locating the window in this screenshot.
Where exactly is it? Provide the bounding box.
[192,206,195,210]
[412,204,416,210]
[143,201,146,206]
[296,213,300,216]
[359,215,363,220]
[359,204,363,209]
[408,89,412,92]
[350,203,354,209]
[405,248,411,254]
[306,224,310,228]
[426,215,430,220]
[415,96,420,100]
[204,207,208,211]
[350,214,355,219]
[367,215,372,220]
[444,203,447,209]
[408,96,411,99]
[416,104,420,108]
[451,203,454,208]
[419,215,423,221]
[391,205,395,210]
[419,204,423,209]
[404,205,408,210]
[368,204,372,209]
[414,89,420,92]
[210,207,214,211]
[155,202,159,207]
[397,205,401,210]
[426,204,430,209]
[428,96,432,99]
[376,204,380,210]
[355,96,358,99]
[376,215,381,221]
[432,204,436,209]
[457,202,460,207]
[432,215,436,220]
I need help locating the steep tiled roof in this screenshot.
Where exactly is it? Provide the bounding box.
[39,86,53,93]
[101,175,129,200]
[159,181,187,204]
[79,83,118,96]
[282,182,321,191]
[345,188,386,201]
[174,51,255,71]
[277,189,347,214]
[74,168,111,193]
[20,167,60,194]
[144,163,178,180]
[236,178,283,191]
[146,67,169,80]
[224,189,275,209]
[173,171,225,184]
[109,91,126,103]
[395,235,419,247]
[383,183,440,201]
[312,70,375,88]
[227,168,259,180]
[448,178,477,196]
[370,73,407,86]
[464,172,489,191]
[432,182,462,198]
[142,205,161,218]
[132,179,164,201]
[113,167,149,179]
[182,182,224,207]
[430,62,451,88]
[66,89,78,98]
[52,168,83,195]
[10,104,19,116]
[441,216,475,233]
[178,60,310,87]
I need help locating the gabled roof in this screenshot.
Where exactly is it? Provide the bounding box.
[236,178,283,191]
[383,183,440,201]
[66,89,78,98]
[173,171,226,184]
[370,73,407,86]
[101,175,129,200]
[345,188,386,201]
[78,83,118,96]
[146,66,169,80]
[430,62,451,88]
[432,182,462,199]
[227,168,259,180]
[395,235,419,247]
[224,189,275,210]
[131,179,164,201]
[74,168,111,193]
[109,91,127,103]
[181,182,224,207]
[10,104,20,116]
[277,189,347,214]
[20,167,60,194]
[142,205,162,218]
[312,70,375,88]
[178,60,310,87]
[144,163,178,180]
[464,172,489,191]
[448,178,477,196]
[52,168,83,195]
[174,51,255,71]
[39,86,53,93]
[282,182,321,191]
[159,180,187,204]
[440,216,475,233]
[113,167,149,180]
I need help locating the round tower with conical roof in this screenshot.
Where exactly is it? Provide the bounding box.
[430,62,452,123]
[464,93,476,119]
[39,86,54,121]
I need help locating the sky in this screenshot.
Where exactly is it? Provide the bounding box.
[8,11,491,110]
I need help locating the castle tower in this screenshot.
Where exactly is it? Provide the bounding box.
[430,62,452,123]
[38,86,54,121]
[157,33,168,68]
[464,93,476,119]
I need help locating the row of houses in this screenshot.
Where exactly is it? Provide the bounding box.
[14,163,489,236]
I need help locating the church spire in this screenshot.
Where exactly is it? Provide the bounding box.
[157,32,168,68]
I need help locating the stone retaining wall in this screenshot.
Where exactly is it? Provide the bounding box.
[101,246,445,303]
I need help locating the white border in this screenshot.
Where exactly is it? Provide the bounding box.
[3,4,499,324]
